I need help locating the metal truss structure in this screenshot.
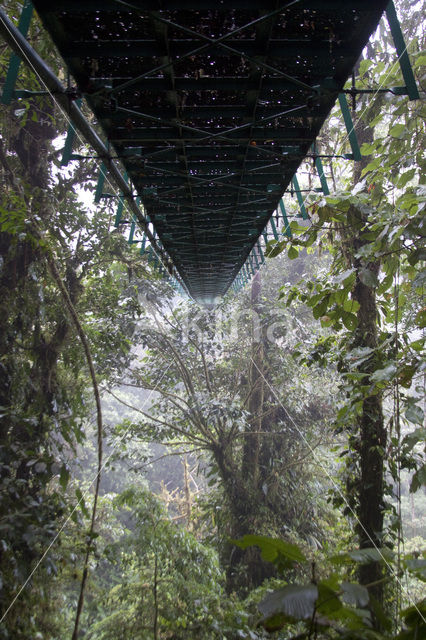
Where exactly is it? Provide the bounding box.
[0,1,419,305]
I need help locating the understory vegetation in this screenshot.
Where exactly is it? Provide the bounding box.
[0,1,425,639]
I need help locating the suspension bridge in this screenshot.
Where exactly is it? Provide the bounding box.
[0,0,418,305]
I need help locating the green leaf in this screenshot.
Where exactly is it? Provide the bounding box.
[59,465,70,491]
[370,364,397,383]
[75,488,89,518]
[343,299,360,313]
[389,123,407,138]
[341,311,358,331]
[333,268,356,286]
[360,142,376,156]
[415,308,426,329]
[403,427,426,450]
[258,584,318,623]
[317,581,342,615]
[330,547,393,565]
[341,582,369,608]
[265,241,286,258]
[405,404,424,426]
[397,169,416,188]
[312,297,330,320]
[410,338,425,352]
[232,535,306,566]
[359,268,379,288]
[287,245,299,260]
[408,248,426,266]
[400,598,426,627]
[370,364,397,382]
[403,556,426,582]
[410,464,426,493]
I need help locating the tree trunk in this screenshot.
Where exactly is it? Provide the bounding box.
[348,97,387,615]
[242,271,264,487]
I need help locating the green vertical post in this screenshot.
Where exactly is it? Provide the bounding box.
[248,256,255,276]
[114,196,125,226]
[279,199,292,237]
[128,217,136,244]
[253,248,260,270]
[139,233,147,255]
[1,1,33,105]
[292,176,308,220]
[61,99,82,165]
[314,155,330,195]
[338,93,362,161]
[94,162,107,203]
[386,1,419,100]
[270,215,279,240]
[257,241,265,264]
[114,172,128,226]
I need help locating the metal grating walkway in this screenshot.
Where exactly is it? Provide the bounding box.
[31,0,388,304]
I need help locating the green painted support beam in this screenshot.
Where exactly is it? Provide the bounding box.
[279,199,292,237]
[1,1,33,105]
[386,1,419,100]
[270,215,279,240]
[338,93,362,161]
[128,217,136,243]
[114,172,128,226]
[61,98,81,165]
[114,196,125,226]
[257,241,265,264]
[248,255,255,276]
[291,176,308,220]
[313,151,330,195]
[253,248,260,270]
[94,162,107,203]
[140,233,147,255]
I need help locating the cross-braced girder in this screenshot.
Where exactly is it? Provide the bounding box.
[28,0,389,304]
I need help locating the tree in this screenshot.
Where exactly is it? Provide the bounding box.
[0,6,156,634]
[87,487,264,640]
[109,254,337,593]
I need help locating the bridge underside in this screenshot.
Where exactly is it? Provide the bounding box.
[32,0,388,304]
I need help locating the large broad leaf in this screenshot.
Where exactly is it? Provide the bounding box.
[231,535,306,566]
[410,464,426,493]
[359,268,379,288]
[330,547,393,565]
[405,403,424,425]
[403,427,426,450]
[326,605,372,631]
[341,582,369,608]
[401,598,426,627]
[370,364,397,384]
[404,555,426,582]
[258,584,318,624]
[316,581,342,615]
